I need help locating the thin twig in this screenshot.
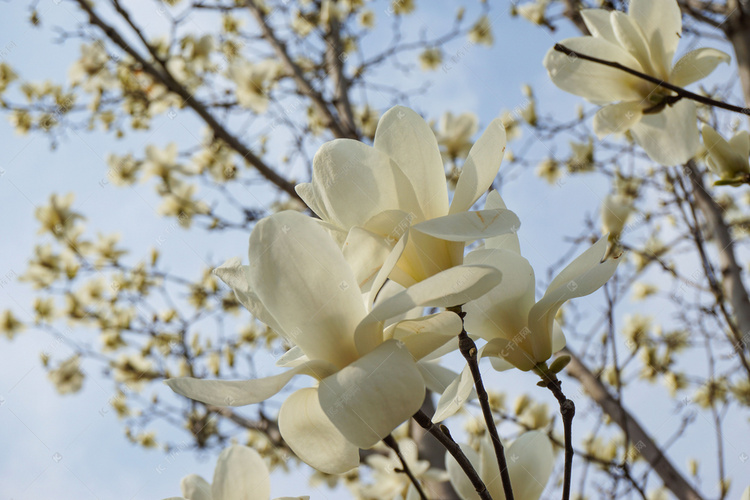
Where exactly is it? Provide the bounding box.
[448,306,514,500]
[412,410,492,500]
[383,434,429,500]
[538,370,575,500]
[553,44,750,116]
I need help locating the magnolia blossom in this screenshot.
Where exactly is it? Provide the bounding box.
[601,193,634,242]
[166,211,502,474]
[544,0,731,165]
[701,125,750,186]
[436,111,479,161]
[463,191,619,372]
[296,106,519,289]
[164,445,307,500]
[445,431,554,500]
[227,60,282,113]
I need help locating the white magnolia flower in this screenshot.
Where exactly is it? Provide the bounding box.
[436,111,479,161]
[228,60,282,113]
[702,125,750,185]
[601,192,634,241]
[166,211,502,474]
[445,431,555,500]
[296,106,519,289]
[544,0,731,165]
[164,445,308,500]
[463,192,619,372]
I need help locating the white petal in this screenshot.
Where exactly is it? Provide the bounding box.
[702,124,749,178]
[247,211,364,368]
[417,361,461,395]
[367,229,409,307]
[212,445,270,500]
[505,431,555,500]
[413,209,520,242]
[580,9,617,44]
[357,265,502,352]
[342,226,393,291]
[295,182,330,221]
[483,191,520,253]
[528,236,619,362]
[610,11,655,74]
[312,139,424,229]
[445,444,482,500]
[544,37,646,103]
[729,130,750,159]
[450,119,506,214]
[388,311,462,360]
[318,340,425,448]
[593,101,643,138]
[165,359,337,406]
[374,106,449,220]
[276,346,308,368]
[433,365,474,422]
[741,486,750,500]
[630,99,699,165]
[180,474,211,500]
[279,388,359,474]
[628,0,682,78]
[670,48,731,87]
[482,337,537,372]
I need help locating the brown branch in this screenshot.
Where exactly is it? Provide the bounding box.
[72,0,300,200]
[324,17,358,138]
[383,434,429,500]
[538,372,575,500]
[562,348,704,500]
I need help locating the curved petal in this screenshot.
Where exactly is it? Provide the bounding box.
[528,236,619,362]
[463,249,535,344]
[295,182,330,221]
[610,11,655,74]
[165,359,337,406]
[580,9,617,44]
[450,119,507,214]
[729,130,750,158]
[483,191,520,253]
[445,444,482,500]
[180,474,211,500]
[279,388,359,474]
[544,37,646,103]
[374,106,449,220]
[417,361,461,394]
[505,431,555,500]
[630,99,699,165]
[212,445,270,500]
[413,209,520,242]
[593,101,643,138]
[318,340,425,449]
[342,226,393,291]
[312,139,423,229]
[702,124,749,178]
[276,346,308,368]
[482,337,537,372]
[247,211,364,368]
[670,48,731,87]
[628,0,682,78]
[433,364,474,422]
[387,311,462,360]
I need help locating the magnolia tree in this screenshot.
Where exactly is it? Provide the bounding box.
[2,0,750,499]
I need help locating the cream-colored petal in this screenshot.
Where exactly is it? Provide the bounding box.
[729,130,750,158]
[279,388,359,474]
[483,191,520,253]
[593,101,643,138]
[276,346,308,368]
[413,209,520,242]
[702,124,749,178]
[670,48,731,87]
[505,431,555,500]
[212,445,270,500]
[433,364,474,422]
[450,119,506,214]
[610,11,655,74]
[318,340,425,449]
[630,99,699,165]
[445,444,482,500]
[481,337,537,372]
[741,486,750,500]
[312,139,423,229]
[295,182,330,221]
[628,0,682,78]
[528,236,619,362]
[580,9,617,44]
[417,361,461,395]
[247,211,364,368]
[374,106,449,220]
[165,359,337,406]
[342,226,393,291]
[544,37,646,103]
[388,312,462,360]
[551,321,567,353]
[180,474,211,500]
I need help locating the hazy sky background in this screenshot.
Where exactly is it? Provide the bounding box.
[1,0,748,498]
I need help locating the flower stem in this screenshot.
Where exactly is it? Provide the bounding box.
[382,434,429,500]
[538,369,575,500]
[412,410,492,500]
[553,43,750,116]
[448,306,514,500]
